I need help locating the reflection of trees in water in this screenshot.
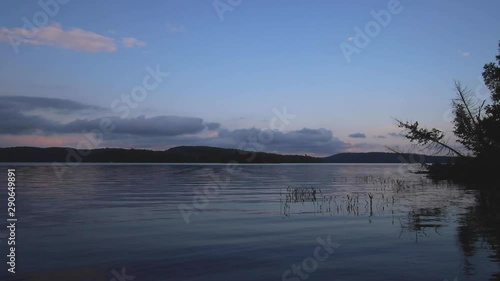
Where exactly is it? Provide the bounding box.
[455,186,500,280]
[398,207,446,242]
[279,177,500,279]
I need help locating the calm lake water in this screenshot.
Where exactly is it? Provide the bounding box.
[1,164,499,281]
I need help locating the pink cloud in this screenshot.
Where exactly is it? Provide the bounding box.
[0,22,117,52]
[121,37,146,48]
[0,134,84,147]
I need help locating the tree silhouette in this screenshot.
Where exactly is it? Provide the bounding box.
[395,40,500,176]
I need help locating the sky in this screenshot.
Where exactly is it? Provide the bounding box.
[0,0,499,156]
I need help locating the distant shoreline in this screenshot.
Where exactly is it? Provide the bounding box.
[0,146,455,164]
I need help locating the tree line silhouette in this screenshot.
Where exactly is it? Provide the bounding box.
[0,146,454,164]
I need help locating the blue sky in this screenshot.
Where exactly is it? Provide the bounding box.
[0,0,499,155]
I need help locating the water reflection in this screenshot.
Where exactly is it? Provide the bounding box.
[398,207,446,242]
[1,164,499,281]
[279,174,500,279]
[455,185,500,280]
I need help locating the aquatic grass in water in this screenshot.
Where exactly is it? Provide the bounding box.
[280,183,399,218]
[280,176,433,218]
[280,176,453,242]
[282,186,320,202]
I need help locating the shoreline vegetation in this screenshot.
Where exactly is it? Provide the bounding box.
[395,41,500,185]
[0,146,454,164]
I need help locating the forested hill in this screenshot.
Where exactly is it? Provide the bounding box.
[0,146,320,163]
[0,146,455,163]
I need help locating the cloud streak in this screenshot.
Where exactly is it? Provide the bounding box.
[122,37,146,48]
[388,132,404,138]
[459,50,470,57]
[0,96,102,112]
[0,22,116,52]
[64,115,214,136]
[348,133,366,138]
[0,22,146,52]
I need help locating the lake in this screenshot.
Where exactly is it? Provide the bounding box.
[0,164,499,281]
